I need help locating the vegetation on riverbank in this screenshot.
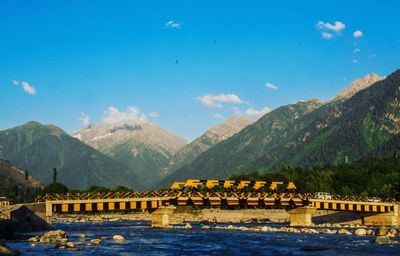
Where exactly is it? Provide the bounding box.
[231,155,400,200]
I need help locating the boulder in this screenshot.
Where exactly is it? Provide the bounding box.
[27,236,39,243]
[300,228,319,234]
[0,240,20,255]
[40,230,68,243]
[112,235,125,240]
[301,246,327,252]
[78,233,86,238]
[321,229,337,235]
[374,236,400,245]
[201,225,211,229]
[279,227,289,232]
[337,229,352,235]
[375,226,388,236]
[184,223,192,229]
[366,229,375,236]
[54,243,65,249]
[287,227,299,233]
[90,239,101,244]
[354,228,367,236]
[66,242,75,248]
[388,228,397,237]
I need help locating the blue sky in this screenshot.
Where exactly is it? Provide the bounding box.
[1,0,399,141]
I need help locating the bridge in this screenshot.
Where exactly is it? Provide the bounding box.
[37,180,399,227]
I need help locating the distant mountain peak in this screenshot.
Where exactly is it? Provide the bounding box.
[72,121,187,188]
[206,116,253,140]
[157,115,252,182]
[24,120,41,126]
[333,73,384,101]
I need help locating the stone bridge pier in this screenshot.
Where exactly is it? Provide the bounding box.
[288,206,317,226]
[150,206,176,228]
[362,204,399,226]
[289,204,399,227]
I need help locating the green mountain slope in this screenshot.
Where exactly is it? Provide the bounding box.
[158,116,252,180]
[0,122,140,190]
[0,159,42,192]
[160,71,399,185]
[160,99,323,186]
[252,70,400,170]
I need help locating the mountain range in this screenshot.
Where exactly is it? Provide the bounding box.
[1,70,399,190]
[72,122,187,187]
[0,121,139,190]
[157,116,252,187]
[160,71,400,184]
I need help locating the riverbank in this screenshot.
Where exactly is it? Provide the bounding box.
[51,208,398,227]
[51,213,399,238]
[6,220,400,255]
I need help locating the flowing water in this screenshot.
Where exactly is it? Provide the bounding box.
[6,221,400,255]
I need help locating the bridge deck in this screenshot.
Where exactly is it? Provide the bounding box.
[44,197,397,216]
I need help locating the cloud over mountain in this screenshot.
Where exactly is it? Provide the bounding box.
[103,106,148,125]
[197,93,242,108]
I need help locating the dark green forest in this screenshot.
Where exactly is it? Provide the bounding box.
[231,154,400,200]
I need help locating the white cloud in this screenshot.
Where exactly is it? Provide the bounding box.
[197,93,242,108]
[79,112,91,127]
[245,107,271,118]
[368,53,377,59]
[352,59,358,63]
[316,21,345,39]
[265,82,278,90]
[322,32,333,39]
[21,82,36,95]
[353,30,363,39]
[12,80,36,95]
[212,113,223,119]
[148,111,159,118]
[317,21,346,32]
[353,48,361,53]
[165,20,181,29]
[231,107,243,116]
[102,106,147,125]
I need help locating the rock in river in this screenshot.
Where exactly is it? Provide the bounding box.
[39,230,68,243]
[375,226,388,236]
[113,235,125,240]
[354,228,367,236]
[337,229,352,235]
[374,236,400,245]
[90,239,101,244]
[0,239,20,255]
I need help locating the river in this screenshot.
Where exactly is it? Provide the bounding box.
[6,220,400,255]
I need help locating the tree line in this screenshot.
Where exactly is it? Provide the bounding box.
[231,154,400,200]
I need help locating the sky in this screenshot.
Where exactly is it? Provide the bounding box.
[1,0,400,141]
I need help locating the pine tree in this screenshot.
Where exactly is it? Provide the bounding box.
[53,168,57,184]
